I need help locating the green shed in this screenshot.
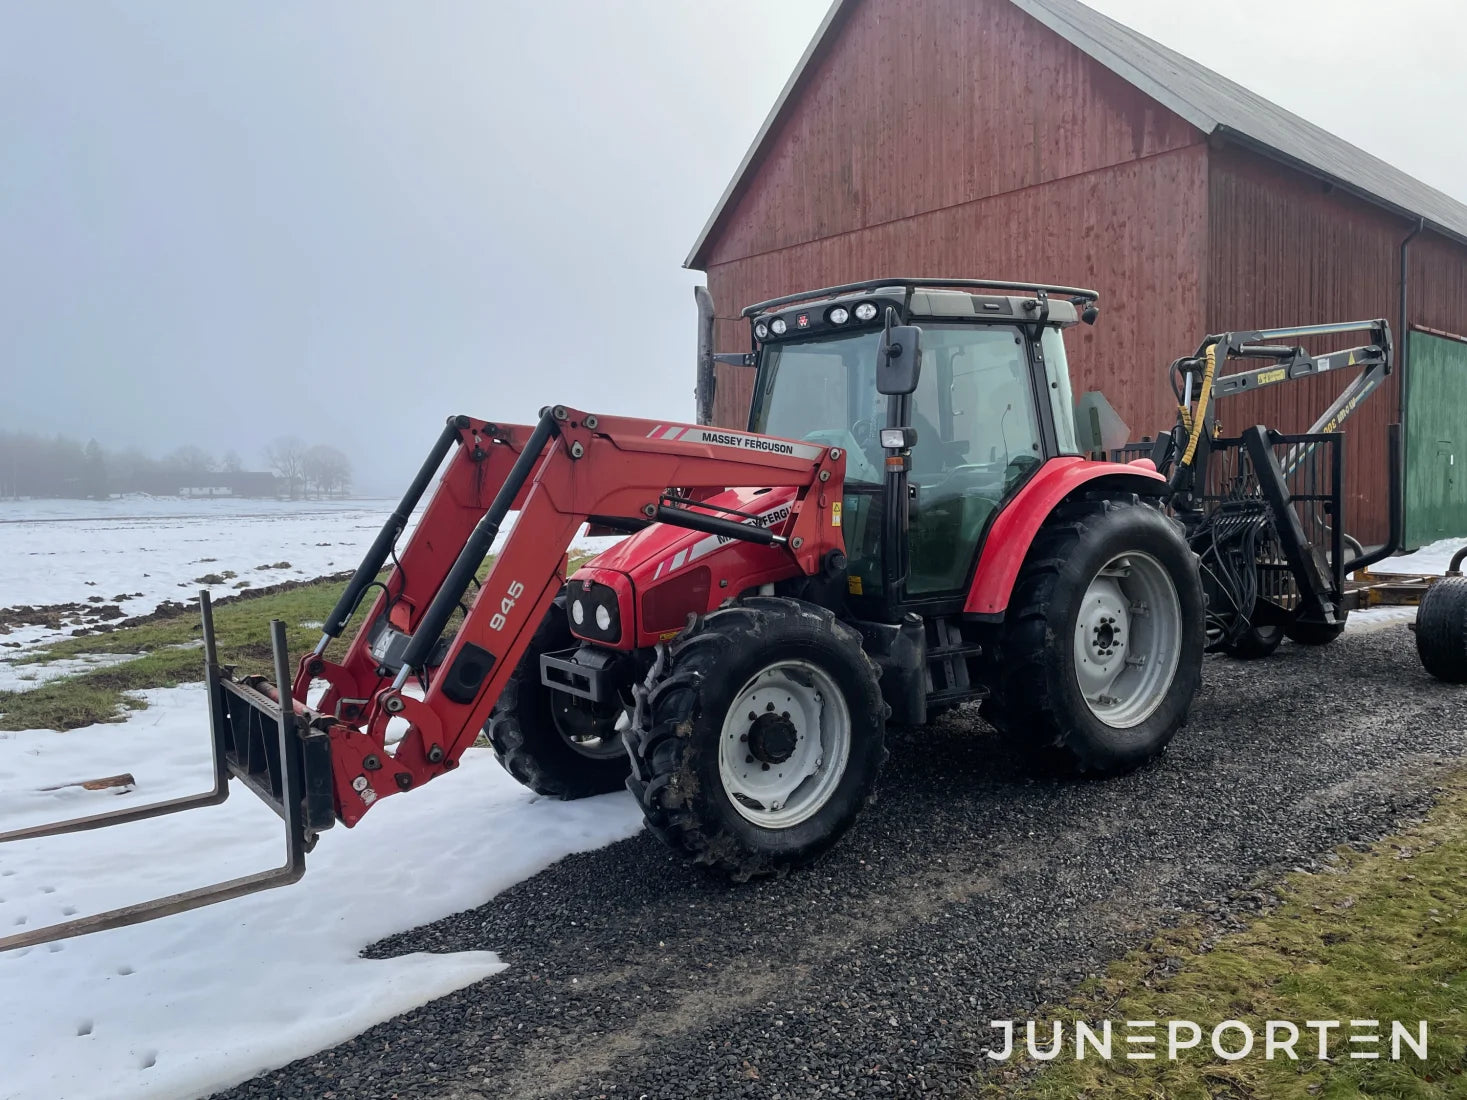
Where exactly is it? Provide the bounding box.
[1406,329,1467,549]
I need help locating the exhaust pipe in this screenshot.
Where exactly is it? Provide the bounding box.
[694,286,716,425]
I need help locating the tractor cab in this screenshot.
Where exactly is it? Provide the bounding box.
[738,279,1098,618]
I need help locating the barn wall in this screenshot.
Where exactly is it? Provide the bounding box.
[1206,144,1467,545]
[707,144,1210,436]
[699,0,1200,271]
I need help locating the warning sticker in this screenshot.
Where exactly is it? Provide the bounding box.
[832,501,842,527]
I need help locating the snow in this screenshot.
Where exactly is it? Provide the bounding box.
[0,495,624,658]
[1345,536,1466,633]
[0,683,645,1100]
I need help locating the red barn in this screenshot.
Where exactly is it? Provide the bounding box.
[686,0,1467,547]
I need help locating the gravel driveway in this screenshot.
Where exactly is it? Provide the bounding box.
[219,624,1467,1099]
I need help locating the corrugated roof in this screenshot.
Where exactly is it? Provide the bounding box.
[686,0,1467,268]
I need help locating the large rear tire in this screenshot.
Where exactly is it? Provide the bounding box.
[989,494,1205,774]
[1417,576,1467,684]
[485,596,631,800]
[626,596,887,880]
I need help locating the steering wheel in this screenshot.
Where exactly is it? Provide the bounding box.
[850,418,877,448]
[799,428,883,483]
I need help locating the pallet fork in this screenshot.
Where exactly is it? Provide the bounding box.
[0,604,333,951]
[1,405,847,950]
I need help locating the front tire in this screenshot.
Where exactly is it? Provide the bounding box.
[626,597,887,880]
[991,494,1205,774]
[485,596,631,799]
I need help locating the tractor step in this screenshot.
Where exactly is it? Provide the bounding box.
[0,593,335,952]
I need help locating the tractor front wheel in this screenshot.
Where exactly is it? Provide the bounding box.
[485,596,631,799]
[626,596,887,880]
[991,494,1205,774]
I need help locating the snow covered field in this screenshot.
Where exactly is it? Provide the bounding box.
[0,685,645,1100]
[0,496,404,654]
[0,495,622,664]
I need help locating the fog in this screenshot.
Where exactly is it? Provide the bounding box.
[2,0,1462,495]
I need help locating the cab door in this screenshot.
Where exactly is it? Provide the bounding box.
[904,325,1047,599]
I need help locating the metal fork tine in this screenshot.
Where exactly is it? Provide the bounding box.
[0,601,320,952]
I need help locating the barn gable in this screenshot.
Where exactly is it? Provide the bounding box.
[690,0,1467,271]
[688,0,1203,271]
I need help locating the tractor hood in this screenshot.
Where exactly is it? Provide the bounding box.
[568,485,803,648]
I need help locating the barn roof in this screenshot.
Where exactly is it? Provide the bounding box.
[685,0,1467,268]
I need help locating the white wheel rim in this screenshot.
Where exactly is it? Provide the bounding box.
[1072,551,1183,729]
[717,658,851,829]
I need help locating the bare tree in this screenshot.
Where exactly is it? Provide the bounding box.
[220,449,243,474]
[165,445,217,483]
[265,436,308,499]
[303,444,352,498]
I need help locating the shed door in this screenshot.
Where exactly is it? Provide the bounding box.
[1405,331,1467,549]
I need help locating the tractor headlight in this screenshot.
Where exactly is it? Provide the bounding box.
[829,306,849,324]
[754,321,769,340]
[770,317,787,335]
[568,582,622,643]
[854,302,878,322]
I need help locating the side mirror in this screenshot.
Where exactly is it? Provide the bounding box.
[877,307,922,395]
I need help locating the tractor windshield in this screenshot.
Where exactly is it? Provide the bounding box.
[751,330,885,485]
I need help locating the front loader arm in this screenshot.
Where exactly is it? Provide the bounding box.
[326,406,848,825]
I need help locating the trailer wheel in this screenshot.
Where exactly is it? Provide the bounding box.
[626,596,887,880]
[485,596,631,799]
[1222,623,1284,660]
[1283,617,1347,646]
[1417,576,1467,684]
[994,494,1205,774]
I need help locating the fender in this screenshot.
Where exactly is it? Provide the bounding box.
[963,457,1167,617]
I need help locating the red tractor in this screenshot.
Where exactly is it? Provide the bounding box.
[8,278,1463,951]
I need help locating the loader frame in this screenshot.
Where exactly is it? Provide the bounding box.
[1,406,848,949]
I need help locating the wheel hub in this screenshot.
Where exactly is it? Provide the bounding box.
[717,659,852,829]
[1072,552,1183,729]
[747,709,798,765]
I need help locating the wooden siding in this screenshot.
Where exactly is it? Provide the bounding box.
[1207,146,1467,545]
[699,0,1200,269]
[707,144,1210,437]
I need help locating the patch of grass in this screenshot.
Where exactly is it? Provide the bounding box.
[2,547,606,732]
[989,776,1467,1099]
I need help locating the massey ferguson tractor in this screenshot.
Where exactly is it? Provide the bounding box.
[5,278,1465,951]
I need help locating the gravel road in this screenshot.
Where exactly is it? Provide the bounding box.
[220,624,1467,1100]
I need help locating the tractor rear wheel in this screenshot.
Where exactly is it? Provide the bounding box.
[1417,576,1467,683]
[990,494,1205,774]
[626,596,887,880]
[485,596,631,799]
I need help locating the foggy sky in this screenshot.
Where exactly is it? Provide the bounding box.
[3,1,1464,494]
